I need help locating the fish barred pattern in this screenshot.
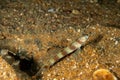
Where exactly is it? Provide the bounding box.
[47,35,89,67]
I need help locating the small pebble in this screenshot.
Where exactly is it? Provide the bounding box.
[72,65,77,69]
[0,49,8,56]
[47,73,51,77]
[48,8,55,13]
[115,41,118,45]
[5,55,12,59]
[53,78,58,80]
[77,29,81,32]
[72,10,80,14]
